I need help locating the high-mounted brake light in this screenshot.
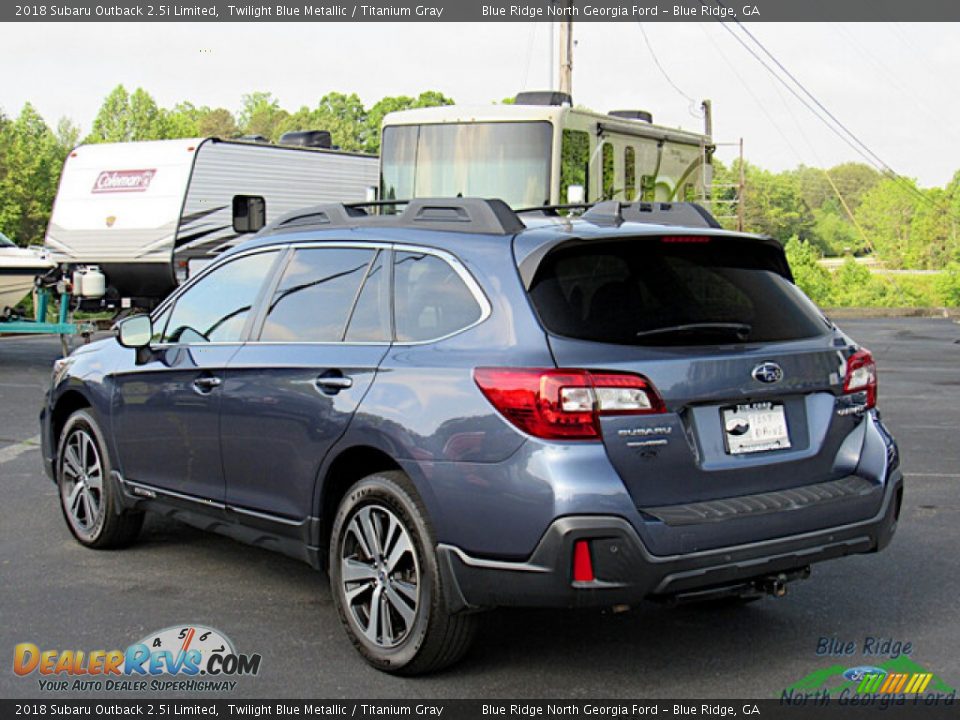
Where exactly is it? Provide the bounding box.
[843,349,877,409]
[661,235,711,244]
[473,368,666,440]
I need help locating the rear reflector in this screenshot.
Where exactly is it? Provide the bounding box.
[473,368,666,440]
[843,349,877,409]
[572,540,595,583]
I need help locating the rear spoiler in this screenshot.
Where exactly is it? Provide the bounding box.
[515,231,794,290]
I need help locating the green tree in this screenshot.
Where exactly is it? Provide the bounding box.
[87,85,168,142]
[811,206,862,256]
[740,161,815,243]
[784,236,833,305]
[363,91,453,154]
[238,91,288,141]
[855,178,919,269]
[54,117,81,153]
[165,101,203,137]
[88,85,133,142]
[909,187,955,269]
[0,104,66,244]
[828,258,894,307]
[306,92,368,151]
[197,107,239,138]
[128,88,168,139]
[935,262,960,306]
[827,163,881,211]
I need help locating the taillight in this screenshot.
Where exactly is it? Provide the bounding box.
[843,349,877,409]
[473,368,666,440]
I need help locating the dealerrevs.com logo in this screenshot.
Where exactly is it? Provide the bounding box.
[13,625,261,693]
[91,169,156,193]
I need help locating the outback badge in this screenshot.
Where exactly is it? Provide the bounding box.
[752,362,784,384]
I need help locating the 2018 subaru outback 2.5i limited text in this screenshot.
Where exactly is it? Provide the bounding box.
[40,198,902,674]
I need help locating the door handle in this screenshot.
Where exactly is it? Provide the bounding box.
[193,375,222,393]
[314,375,353,394]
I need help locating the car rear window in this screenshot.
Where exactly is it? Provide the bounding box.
[527,237,828,346]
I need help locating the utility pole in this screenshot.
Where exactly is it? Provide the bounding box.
[558,15,573,97]
[547,23,557,90]
[738,137,745,232]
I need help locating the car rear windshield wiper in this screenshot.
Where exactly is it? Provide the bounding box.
[635,322,753,340]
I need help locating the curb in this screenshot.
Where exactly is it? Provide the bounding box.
[823,307,960,320]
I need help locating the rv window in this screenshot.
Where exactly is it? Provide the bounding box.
[602,143,615,200]
[624,147,637,201]
[560,129,590,205]
[640,174,656,201]
[233,195,266,233]
[380,122,552,209]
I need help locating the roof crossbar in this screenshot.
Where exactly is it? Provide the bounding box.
[582,201,722,229]
[270,197,525,236]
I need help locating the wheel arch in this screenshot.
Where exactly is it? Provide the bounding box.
[50,389,94,453]
[315,444,404,564]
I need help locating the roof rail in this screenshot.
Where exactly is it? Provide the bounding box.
[515,203,594,217]
[269,198,525,236]
[582,201,721,229]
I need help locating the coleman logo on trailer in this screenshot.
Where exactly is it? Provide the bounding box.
[92,169,156,194]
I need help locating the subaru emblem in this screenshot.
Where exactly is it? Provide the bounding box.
[752,362,784,384]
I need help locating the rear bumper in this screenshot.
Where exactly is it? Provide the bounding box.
[439,467,902,610]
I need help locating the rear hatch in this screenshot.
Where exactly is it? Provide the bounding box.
[522,231,868,515]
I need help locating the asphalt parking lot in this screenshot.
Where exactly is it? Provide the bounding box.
[1,317,958,699]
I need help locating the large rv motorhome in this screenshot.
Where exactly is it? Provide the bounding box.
[379,92,713,210]
[45,137,378,307]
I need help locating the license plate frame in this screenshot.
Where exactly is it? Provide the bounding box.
[721,402,791,455]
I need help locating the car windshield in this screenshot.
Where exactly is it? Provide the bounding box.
[0,232,16,248]
[527,237,829,346]
[380,121,553,208]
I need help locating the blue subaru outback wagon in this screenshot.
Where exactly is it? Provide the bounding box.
[41,198,902,674]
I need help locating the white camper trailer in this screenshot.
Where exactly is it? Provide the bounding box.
[45,137,378,307]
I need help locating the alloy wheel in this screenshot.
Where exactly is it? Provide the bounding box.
[340,504,420,648]
[60,428,104,534]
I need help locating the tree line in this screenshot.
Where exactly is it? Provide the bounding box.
[1,85,958,306]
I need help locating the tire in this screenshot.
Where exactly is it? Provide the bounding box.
[57,409,143,549]
[329,471,479,675]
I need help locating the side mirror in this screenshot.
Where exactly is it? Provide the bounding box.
[566,184,585,204]
[116,315,153,349]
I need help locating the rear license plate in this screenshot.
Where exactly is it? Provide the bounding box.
[722,402,791,454]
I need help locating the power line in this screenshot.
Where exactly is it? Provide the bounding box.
[636,23,703,119]
[711,10,949,218]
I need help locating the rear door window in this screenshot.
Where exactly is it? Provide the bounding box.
[528,238,828,346]
[393,251,482,342]
[260,247,375,342]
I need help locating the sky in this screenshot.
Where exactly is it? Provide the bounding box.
[2,22,958,187]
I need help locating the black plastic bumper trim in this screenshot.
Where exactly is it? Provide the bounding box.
[438,469,901,610]
[641,475,878,526]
